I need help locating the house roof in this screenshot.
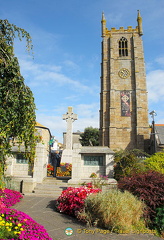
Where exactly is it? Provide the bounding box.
[155,124,164,145]
[35,122,52,137]
[80,146,115,154]
[36,122,47,128]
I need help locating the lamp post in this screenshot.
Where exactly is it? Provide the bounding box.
[149,110,157,154]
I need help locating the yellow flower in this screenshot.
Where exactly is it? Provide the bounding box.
[15,226,18,229]
[18,223,22,227]
[7,228,11,231]
[0,221,5,226]
[5,222,10,226]
[20,227,24,231]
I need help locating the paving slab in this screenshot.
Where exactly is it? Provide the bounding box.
[12,195,163,240]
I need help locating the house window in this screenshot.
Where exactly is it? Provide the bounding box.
[119,37,128,57]
[16,153,28,164]
[84,156,104,166]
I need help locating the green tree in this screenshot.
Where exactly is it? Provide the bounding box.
[0,19,36,176]
[80,127,99,146]
[114,149,150,181]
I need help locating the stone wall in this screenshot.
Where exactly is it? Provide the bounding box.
[5,126,51,193]
[5,155,29,177]
[68,144,115,184]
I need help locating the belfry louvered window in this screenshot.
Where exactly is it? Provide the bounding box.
[119,37,128,57]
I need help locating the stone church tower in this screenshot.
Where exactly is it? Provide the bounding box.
[99,11,150,152]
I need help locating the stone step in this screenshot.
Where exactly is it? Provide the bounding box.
[32,178,68,197]
[24,192,61,198]
[43,177,69,183]
[31,177,80,197]
[33,189,65,195]
[34,185,67,192]
[35,184,68,189]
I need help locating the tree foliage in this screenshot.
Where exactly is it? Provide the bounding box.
[0,19,36,174]
[144,151,164,174]
[114,149,150,181]
[80,127,99,146]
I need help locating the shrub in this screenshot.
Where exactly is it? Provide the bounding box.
[56,186,101,217]
[144,152,164,174]
[118,171,164,224]
[114,149,149,181]
[82,175,115,190]
[90,172,97,178]
[78,189,146,233]
[0,176,16,190]
[154,206,164,236]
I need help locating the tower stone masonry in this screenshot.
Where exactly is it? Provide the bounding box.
[99,11,150,152]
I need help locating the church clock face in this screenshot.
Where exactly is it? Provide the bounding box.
[118,68,130,79]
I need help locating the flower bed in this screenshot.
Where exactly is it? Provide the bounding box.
[56,186,101,217]
[0,208,53,240]
[47,164,54,176]
[0,188,52,239]
[0,188,23,208]
[47,163,72,177]
[57,163,72,177]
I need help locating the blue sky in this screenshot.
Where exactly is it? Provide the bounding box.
[1,0,164,143]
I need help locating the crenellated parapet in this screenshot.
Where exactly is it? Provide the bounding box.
[102,10,143,37]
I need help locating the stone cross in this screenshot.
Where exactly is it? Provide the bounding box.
[63,106,78,150]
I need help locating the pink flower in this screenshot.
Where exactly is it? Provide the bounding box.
[56,186,101,216]
[0,188,23,207]
[0,208,53,240]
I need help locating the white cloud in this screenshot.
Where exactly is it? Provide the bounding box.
[147,69,164,103]
[75,103,99,118]
[36,113,65,143]
[155,57,164,66]
[19,58,91,93]
[36,102,99,143]
[105,13,123,26]
[68,103,100,134]
[63,60,80,72]
[74,117,99,132]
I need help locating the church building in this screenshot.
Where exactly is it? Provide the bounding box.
[99,11,150,152]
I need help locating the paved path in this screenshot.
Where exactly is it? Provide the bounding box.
[12,195,163,240]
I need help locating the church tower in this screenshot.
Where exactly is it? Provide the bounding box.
[99,11,150,152]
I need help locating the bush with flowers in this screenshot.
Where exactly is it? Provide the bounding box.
[82,174,112,190]
[56,186,101,217]
[0,208,53,240]
[0,187,53,239]
[0,188,23,208]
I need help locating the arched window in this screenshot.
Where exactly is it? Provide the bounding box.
[119,37,128,57]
